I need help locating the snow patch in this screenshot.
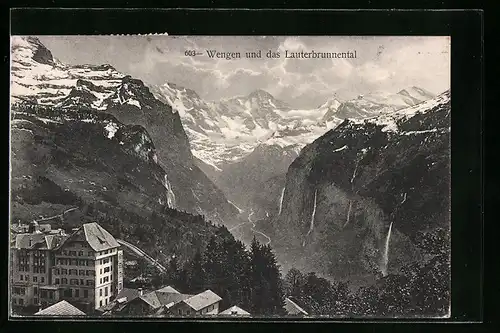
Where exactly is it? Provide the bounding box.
[333,145,348,152]
[104,122,119,139]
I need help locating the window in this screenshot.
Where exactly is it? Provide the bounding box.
[33,276,37,282]
[103,267,110,273]
[72,259,77,266]
[55,269,60,275]
[178,309,181,315]
[41,277,44,283]
[13,299,16,305]
[19,299,24,305]
[100,289,102,297]
[79,270,84,275]
[40,290,48,298]
[80,279,84,285]
[49,291,54,299]
[55,278,60,284]
[187,310,191,316]
[100,269,102,274]
[99,300,102,307]
[75,289,79,297]
[62,278,67,284]
[20,275,23,281]
[78,251,83,256]
[87,251,93,256]
[84,290,88,298]
[34,287,38,294]
[70,251,76,256]
[86,270,90,276]
[34,298,38,304]
[62,269,67,275]
[100,278,102,284]
[105,287,108,296]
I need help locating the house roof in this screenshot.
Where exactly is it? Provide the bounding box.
[82,222,120,251]
[116,288,142,303]
[156,286,180,294]
[284,297,308,315]
[156,292,192,307]
[139,291,162,309]
[14,233,66,250]
[35,300,86,316]
[182,290,222,311]
[219,305,251,316]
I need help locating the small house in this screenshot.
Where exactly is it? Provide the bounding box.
[168,289,222,317]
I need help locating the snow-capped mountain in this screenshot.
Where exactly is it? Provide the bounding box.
[149,83,342,169]
[10,36,239,226]
[323,87,435,122]
[150,82,435,171]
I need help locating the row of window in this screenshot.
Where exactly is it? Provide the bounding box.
[12,287,26,295]
[63,288,90,299]
[56,258,92,266]
[177,306,215,316]
[54,278,95,286]
[12,298,24,305]
[54,268,95,276]
[40,290,55,299]
[99,286,109,297]
[62,250,92,257]
[19,275,45,283]
[99,297,111,308]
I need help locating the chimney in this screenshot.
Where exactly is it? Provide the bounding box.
[138,288,143,296]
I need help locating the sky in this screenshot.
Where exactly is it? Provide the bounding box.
[38,36,450,109]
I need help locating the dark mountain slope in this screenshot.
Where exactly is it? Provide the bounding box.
[271,92,451,283]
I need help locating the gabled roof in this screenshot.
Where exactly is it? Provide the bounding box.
[284,297,308,315]
[35,300,86,316]
[182,290,222,311]
[116,288,142,303]
[156,286,180,294]
[83,222,120,251]
[56,222,119,252]
[139,291,161,309]
[219,305,251,316]
[156,292,192,307]
[139,288,192,310]
[14,233,66,250]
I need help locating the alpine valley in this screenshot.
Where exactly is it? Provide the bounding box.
[10,36,450,306]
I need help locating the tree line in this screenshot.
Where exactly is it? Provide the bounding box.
[158,228,286,316]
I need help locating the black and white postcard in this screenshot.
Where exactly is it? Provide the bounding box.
[9,35,451,319]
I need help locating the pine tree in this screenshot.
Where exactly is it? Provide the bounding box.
[186,248,206,293]
[249,237,285,316]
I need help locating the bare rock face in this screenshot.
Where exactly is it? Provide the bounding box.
[271,92,450,283]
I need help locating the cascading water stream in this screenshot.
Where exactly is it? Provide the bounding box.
[303,190,317,247]
[381,222,393,276]
[278,187,285,215]
[163,174,176,209]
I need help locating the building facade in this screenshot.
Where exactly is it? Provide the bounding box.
[10,221,123,312]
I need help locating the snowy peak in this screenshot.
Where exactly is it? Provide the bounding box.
[12,36,55,65]
[11,36,125,107]
[397,86,435,101]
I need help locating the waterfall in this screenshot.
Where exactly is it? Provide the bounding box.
[343,200,353,228]
[351,159,359,184]
[163,174,176,209]
[303,190,318,247]
[278,187,285,215]
[381,222,393,276]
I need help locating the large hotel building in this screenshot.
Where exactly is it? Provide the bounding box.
[10,221,123,312]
